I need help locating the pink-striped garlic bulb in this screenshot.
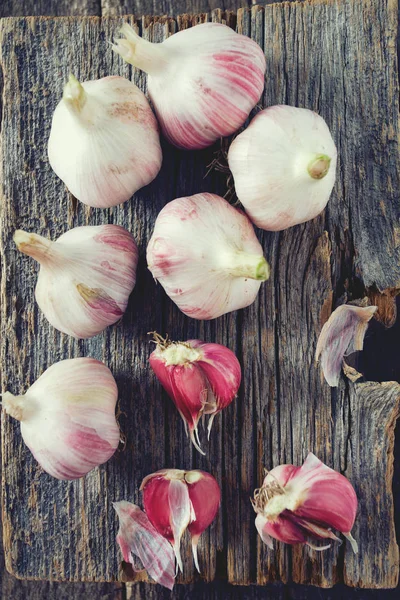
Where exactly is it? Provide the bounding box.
[14,225,138,339]
[147,193,270,319]
[48,75,162,207]
[253,453,358,553]
[149,334,241,454]
[228,106,337,231]
[113,23,266,150]
[1,358,120,480]
[141,469,221,573]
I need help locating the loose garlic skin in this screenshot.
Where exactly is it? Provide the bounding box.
[14,225,138,339]
[2,358,120,480]
[147,193,270,320]
[228,106,337,231]
[113,23,266,150]
[48,75,162,208]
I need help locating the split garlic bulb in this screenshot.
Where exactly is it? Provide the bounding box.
[14,225,138,339]
[228,105,337,231]
[113,23,266,150]
[48,75,162,208]
[2,358,120,480]
[147,193,270,319]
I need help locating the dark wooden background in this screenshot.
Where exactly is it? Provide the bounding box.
[1,0,400,598]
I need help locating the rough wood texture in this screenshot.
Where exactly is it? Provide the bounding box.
[101,1,286,18]
[0,0,100,17]
[1,0,399,590]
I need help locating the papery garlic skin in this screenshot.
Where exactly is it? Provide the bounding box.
[141,468,220,573]
[113,23,266,150]
[114,501,176,590]
[228,106,337,231]
[14,225,138,339]
[253,453,358,553]
[316,304,377,387]
[48,75,162,207]
[2,358,120,480]
[150,334,241,453]
[147,193,270,319]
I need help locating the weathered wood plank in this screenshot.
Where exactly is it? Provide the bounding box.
[0,0,399,589]
[0,0,100,17]
[101,1,288,18]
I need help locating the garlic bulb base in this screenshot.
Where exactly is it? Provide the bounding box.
[307,154,331,180]
[63,74,87,113]
[2,392,28,421]
[113,24,167,75]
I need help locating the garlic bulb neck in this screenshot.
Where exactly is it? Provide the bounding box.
[226,252,270,281]
[14,230,54,264]
[62,74,99,124]
[113,24,168,75]
[2,391,34,422]
[307,154,331,180]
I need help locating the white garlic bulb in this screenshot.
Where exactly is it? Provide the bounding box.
[2,358,120,480]
[48,75,162,208]
[113,23,266,150]
[14,225,138,339]
[228,105,337,231]
[147,193,270,319]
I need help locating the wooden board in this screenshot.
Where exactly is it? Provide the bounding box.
[0,0,399,589]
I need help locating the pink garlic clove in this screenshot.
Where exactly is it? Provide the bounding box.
[114,501,176,590]
[253,453,358,553]
[113,23,266,150]
[316,304,377,386]
[185,470,221,573]
[147,193,270,320]
[149,333,241,453]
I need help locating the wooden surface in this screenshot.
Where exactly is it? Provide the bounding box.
[0,0,399,593]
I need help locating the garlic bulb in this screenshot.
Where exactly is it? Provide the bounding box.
[14,225,138,339]
[228,105,337,231]
[150,333,241,453]
[114,501,176,590]
[147,193,270,319]
[253,453,358,553]
[2,358,120,480]
[141,469,221,573]
[316,304,377,386]
[113,23,266,150]
[48,75,162,208]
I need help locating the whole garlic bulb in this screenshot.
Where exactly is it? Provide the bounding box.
[113,23,266,150]
[228,105,337,231]
[2,358,120,480]
[48,75,162,208]
[146,193,270,319]
[14,225,138,339]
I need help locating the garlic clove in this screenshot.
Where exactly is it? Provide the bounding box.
[168,478,193,572]
[185,470,221,573]
[14,225,139,339]
[228,105,338,231]
[2,358,120,480]
[113,23,266,150]
[147,193,270,319]
[48,75,162,208]
[114,501,176,590]
[316,304,377,386]
[149,334,241,453]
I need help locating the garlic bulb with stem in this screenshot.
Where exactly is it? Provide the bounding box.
[149,333,241,454]
[141,468,221,573]
[113,23,266,150]
[252,453,358,553]
[14,225,138,339]
[228,105,337,231]
[147,193,270,319]
[1,358,120,480]
[48,75,162,208]
[316,304,377,386]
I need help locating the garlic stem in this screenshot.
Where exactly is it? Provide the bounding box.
[14,230,53,264]
[1,392,33,422]
[113,24,168,76]
[307,154,331,180]
[225,252,270,281]
[63,74,87,113]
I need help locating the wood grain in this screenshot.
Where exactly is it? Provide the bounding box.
[0,0,399,589]
[0,0,100,17]
[101,1,287,18]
